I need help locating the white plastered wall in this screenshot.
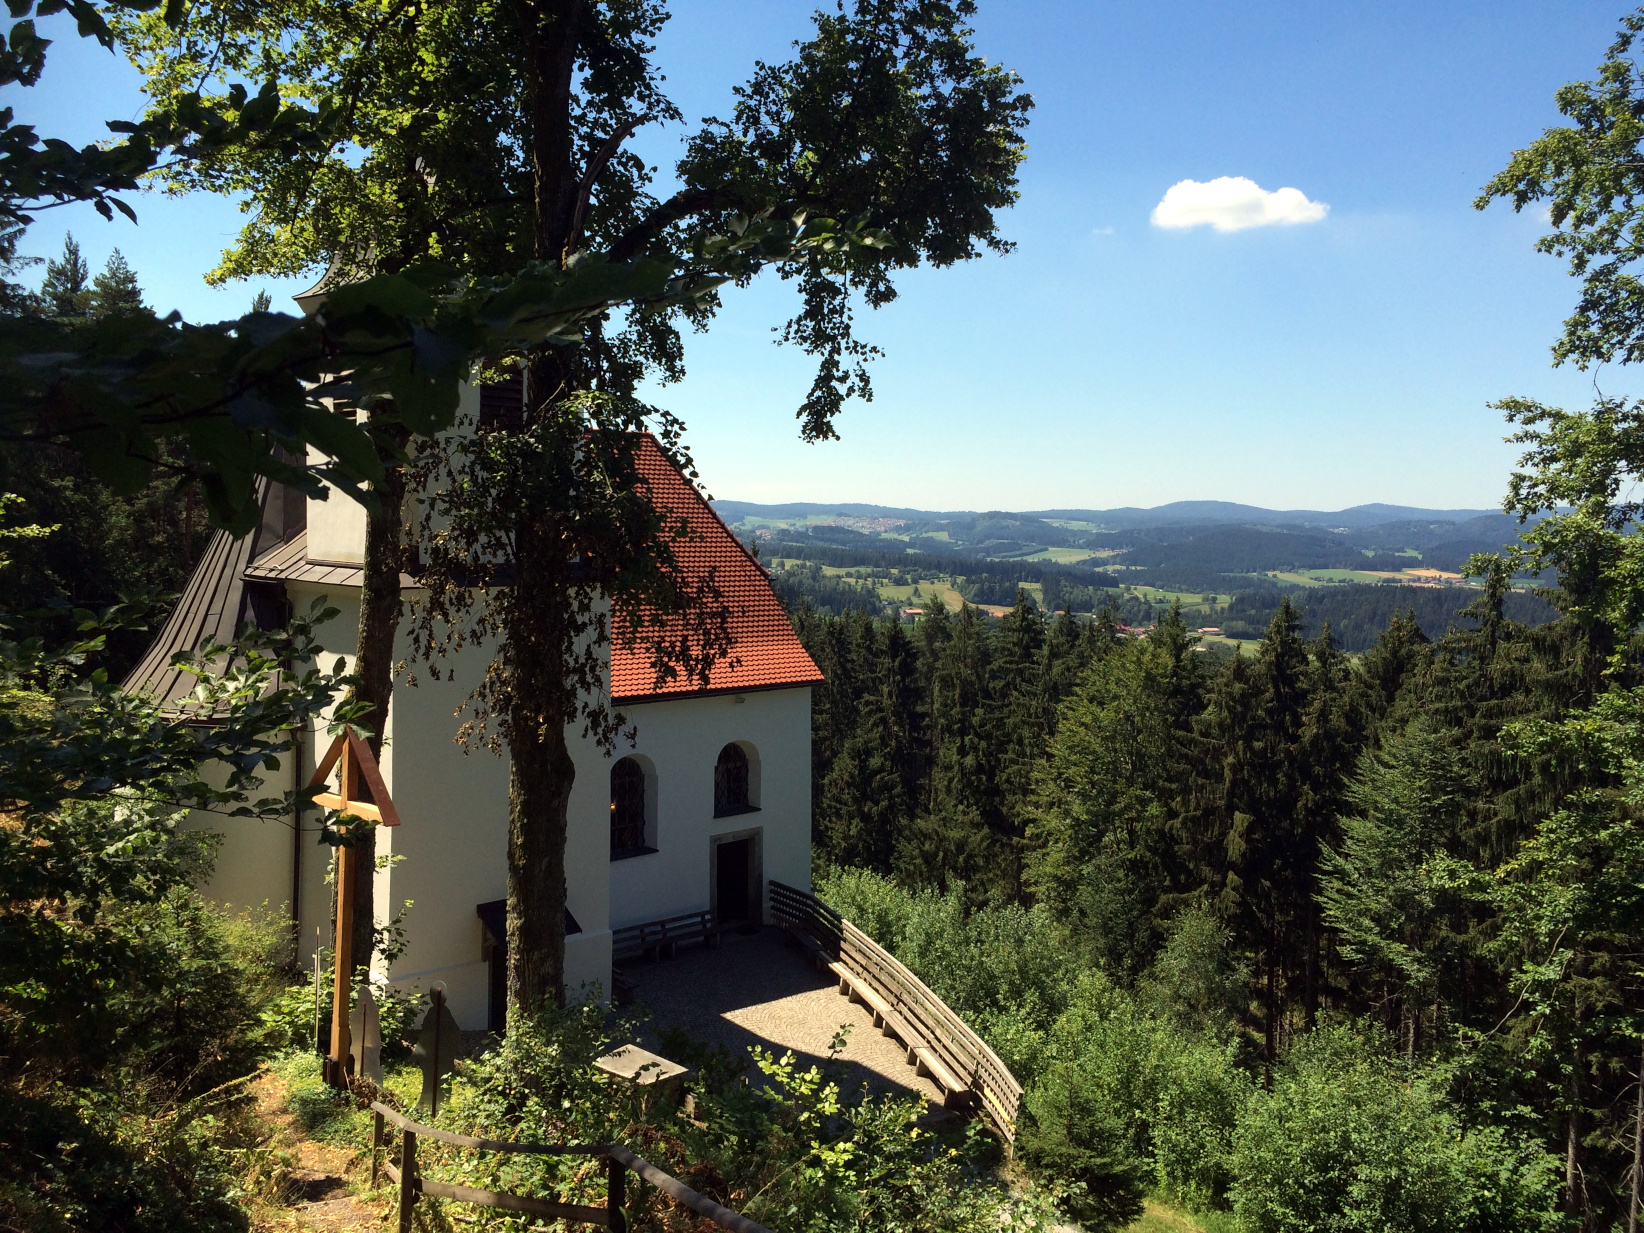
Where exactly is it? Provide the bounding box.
[281,578,617,1027]
[305,451,367,565]
[178,759,302,924]
[175,590,365,934]
[607,686,813,929]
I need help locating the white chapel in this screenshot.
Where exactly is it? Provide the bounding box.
[123,387,822,1031]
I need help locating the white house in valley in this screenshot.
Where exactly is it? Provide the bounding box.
[123,390,822,1030]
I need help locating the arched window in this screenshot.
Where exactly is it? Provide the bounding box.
[714,743,752,817]
[610,757,646,857]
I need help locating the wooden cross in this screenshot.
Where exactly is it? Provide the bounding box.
[310,729,400,1088]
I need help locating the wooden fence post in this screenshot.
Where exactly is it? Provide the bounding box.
[398,1128,417,1233]
[328,840,355,1088]
[606,1156,627,1233]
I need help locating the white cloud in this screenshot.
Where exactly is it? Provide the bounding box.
[1150,176,1329,233]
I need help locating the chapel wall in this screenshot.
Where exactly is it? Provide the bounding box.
[606,685,813,930]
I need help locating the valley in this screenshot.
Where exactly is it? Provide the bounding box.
[727,499,1555,652]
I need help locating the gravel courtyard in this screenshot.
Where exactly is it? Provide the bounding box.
[620,925,947,1109]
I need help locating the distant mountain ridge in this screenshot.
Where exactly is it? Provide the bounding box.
[713,499,1500,530]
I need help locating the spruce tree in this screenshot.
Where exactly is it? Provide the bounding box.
[1181,596,1311,1072]
[1319,721,1477,1057]
[0,222,39,315]
[902,602,999,896]
[1025,609,1200,979]
[38,234,90,319]
[88,249,145,318]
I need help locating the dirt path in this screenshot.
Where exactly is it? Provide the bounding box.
[249,1071,383,1232]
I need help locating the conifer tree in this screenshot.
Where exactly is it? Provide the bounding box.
[38,233,90,319]
[1025,607,1200,978]
[1182,597,1312,1071]
[1319,721,1478,1057]
[992,589,1048,896]
[88,248,145,317]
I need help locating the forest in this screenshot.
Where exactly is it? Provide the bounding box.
[797,549,1632,1229]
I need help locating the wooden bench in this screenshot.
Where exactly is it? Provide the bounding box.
[781,922,835,971]
[912,1046,974,1110]
[829,960,975,1110]
[612,910,723,962]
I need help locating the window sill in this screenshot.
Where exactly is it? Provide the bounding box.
[713,805,762,820]
[610,845,659,863]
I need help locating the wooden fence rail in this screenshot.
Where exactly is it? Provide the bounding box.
[370,1102,771,1233]
[767,880,1023,1143]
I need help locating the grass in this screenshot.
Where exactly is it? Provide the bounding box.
[1122,1197,1245,1233]
[1259,571,1335,587]
[878,581,968,610]
[1296,568,1386,583]
[267,1051,424,1149]
[1020,547,1101,564]
[1127,585,1230,608]
[1127,1200,1207,1232]
[1250,568,1480,589]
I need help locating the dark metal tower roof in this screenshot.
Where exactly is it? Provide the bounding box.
[121,479,306,706]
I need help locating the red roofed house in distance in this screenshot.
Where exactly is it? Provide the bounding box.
[124,388,821,1031]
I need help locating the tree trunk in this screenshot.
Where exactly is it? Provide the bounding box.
[498,0,583,1012]
[1303,894,1318,1031]
[1567,1055,1588,1229]
[346,422,411,978]
[1630,1038,1643,1233]
[1264,923,1278,1085]
[513,0,584,262]
[503,514,575,1011]
[504,711,574,1010]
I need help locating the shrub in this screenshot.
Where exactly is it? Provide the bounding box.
[0,790,301,1233]
[815,867,1074,1081]
[1135,906,1247,1043]
[1229,1028,1562,1233]
[0,889,292,1232]
[1023,973,1250,1219]
[1,1075,270,1233]
[1017,1083,1145,1232]
[422,1004,1042,1233]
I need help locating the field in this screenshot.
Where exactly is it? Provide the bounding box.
[1257,567,1471,588]
[1020,546,1102,564]
[877,579,973,611]
[766,558,988,614]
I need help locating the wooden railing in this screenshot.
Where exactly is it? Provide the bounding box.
[370,1102,771,1233]
[767,880,1023,1143]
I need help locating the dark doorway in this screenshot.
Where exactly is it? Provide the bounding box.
[477,900,581,1033]
[716,838,752,923]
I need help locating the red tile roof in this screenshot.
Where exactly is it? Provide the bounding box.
[609,436,823,703]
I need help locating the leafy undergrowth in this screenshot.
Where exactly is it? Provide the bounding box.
[246,1010,1049,1233]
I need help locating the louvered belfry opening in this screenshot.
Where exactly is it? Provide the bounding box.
[610,756,647,856]
[478,372,526,432]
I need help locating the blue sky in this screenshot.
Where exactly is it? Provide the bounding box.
[6,1,1637,511]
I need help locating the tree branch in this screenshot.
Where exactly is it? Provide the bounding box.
[607,186,742,261]
[567,114,645,248]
